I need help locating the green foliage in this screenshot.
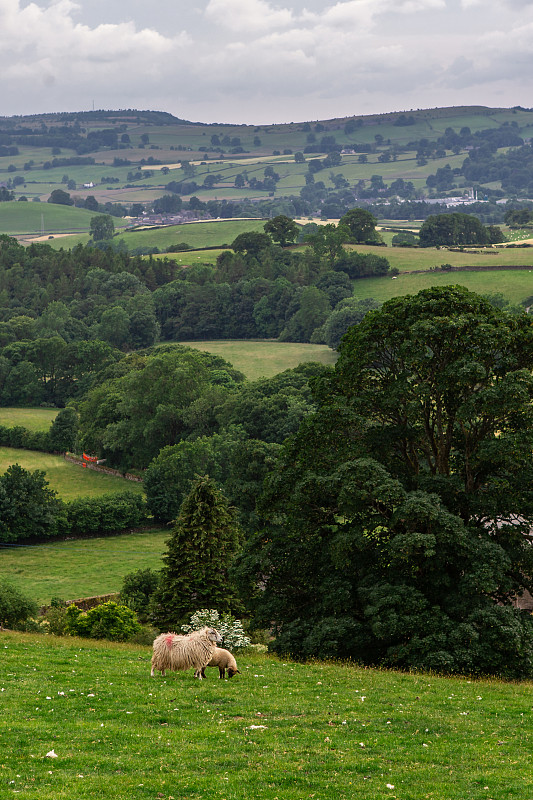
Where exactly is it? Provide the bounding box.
[339,208,380,243]
[120,568,161,619]
[89,214,115,241]
[419,212,494,246]
[181,608,251,651]
[65,601,141,641]
[152,476,242,630]
[239,286,533,677]
[48,406,78,452]
[66,491,148,536]
[264,215,299,247]
[0,464,67,543]
[0,580,38,628]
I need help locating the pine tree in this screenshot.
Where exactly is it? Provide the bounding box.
[152,475,242,630]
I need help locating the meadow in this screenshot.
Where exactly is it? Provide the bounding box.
[178,340,337,380]
[1,631,532,800]
[0,408,58,432]
[0,529,167,605]
[351,268,533,306]
[0,448,143,500]
[0,202,127,236]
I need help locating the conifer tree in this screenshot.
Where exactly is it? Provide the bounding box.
[152,475,242,630]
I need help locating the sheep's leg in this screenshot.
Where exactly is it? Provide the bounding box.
[219,667,225,679]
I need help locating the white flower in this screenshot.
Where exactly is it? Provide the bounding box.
[386,783,395,789]
[45,750,58,758]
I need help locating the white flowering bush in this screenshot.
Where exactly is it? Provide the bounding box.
[181,609,251,651]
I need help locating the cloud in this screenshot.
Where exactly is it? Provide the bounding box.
[0,0,532,123]
[204,0,294,31]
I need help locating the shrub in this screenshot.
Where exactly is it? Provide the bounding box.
[181,609,251,651]
[0,580,38,629]
[65,601,141,642]
[120,568,160,620]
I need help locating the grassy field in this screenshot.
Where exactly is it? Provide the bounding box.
[0,448,143,501]
[178,341,337,380]
[0,202,128,236]
[0,408,58,432]
[0,529,167,605]
[1,631,532,800]
[351,268,533,306]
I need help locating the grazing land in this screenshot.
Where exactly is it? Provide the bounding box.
[0,448,143,500]
[178,341,337,380]
[2,631,532,800]
[0,408,58,432]
[351,268,533,306]
[0,529,167,605]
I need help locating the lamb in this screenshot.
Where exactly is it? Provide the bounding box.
[151,627,222,679]
[196,647,241,679]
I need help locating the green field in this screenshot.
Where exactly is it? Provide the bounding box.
[1,631,532,800]
[0,529,167,606]
[0,408,58,432]
[351,268,533,306]
[0,448,143,501]
[178,340,337,380]
[0,202,127,236]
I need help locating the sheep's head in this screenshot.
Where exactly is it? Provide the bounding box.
[228,668,241,678]
[206,627,223,644]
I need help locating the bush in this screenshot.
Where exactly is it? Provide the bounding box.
[0,580,38,629]
[181,609,251,651]
[120,568,160,620]
[66,492,148,536]
[65,601,141,641]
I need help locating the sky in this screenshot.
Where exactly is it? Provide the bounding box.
[1,0,532,125]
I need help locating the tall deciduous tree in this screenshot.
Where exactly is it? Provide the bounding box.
[152,476,242,630]
[339,208,379,243]
[238,286,533,677]
[264,215,299,247]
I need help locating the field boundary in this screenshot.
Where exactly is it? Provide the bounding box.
[64,453,143,482]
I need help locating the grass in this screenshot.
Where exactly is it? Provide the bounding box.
[0,529,167,605]
[351,269,533,306]
[0,408,58,432]
[0,448,143,501]
[1,631,532,800]
[0,202,127,236]
[178,341,337,380]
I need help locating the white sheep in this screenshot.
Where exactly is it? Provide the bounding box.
[196,647,241,679]
[151,627,222,678]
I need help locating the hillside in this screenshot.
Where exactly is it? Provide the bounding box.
[1,105,533,237]
[2,631,532,800]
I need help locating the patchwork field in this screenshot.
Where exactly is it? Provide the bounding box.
[2,631,532,800]
[0,529,166,606]
[0,448,143,500]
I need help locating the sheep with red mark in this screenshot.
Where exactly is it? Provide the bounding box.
[151,627,222,679]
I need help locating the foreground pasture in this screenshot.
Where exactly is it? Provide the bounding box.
[1,632,531,800]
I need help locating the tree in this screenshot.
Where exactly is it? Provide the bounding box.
[49,407,79,452]
[231,231,272,257]
[0,465,67,543]
[264,215,299,247]
[90,215,115,241]
[152,476,242,630]
[48,189,73,206]
[0,580,38,629]
[339,208,379,243]
[418,212,492,247]
[239,287,533,677]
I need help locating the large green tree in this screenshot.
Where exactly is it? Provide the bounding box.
[264,215,299,247]
[338,208,379,243]
[152,476,242,630]
[238,286,533,677]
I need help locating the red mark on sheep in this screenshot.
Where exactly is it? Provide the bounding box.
[165,634,174,649]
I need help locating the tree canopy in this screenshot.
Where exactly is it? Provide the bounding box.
[238,286,533,677]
